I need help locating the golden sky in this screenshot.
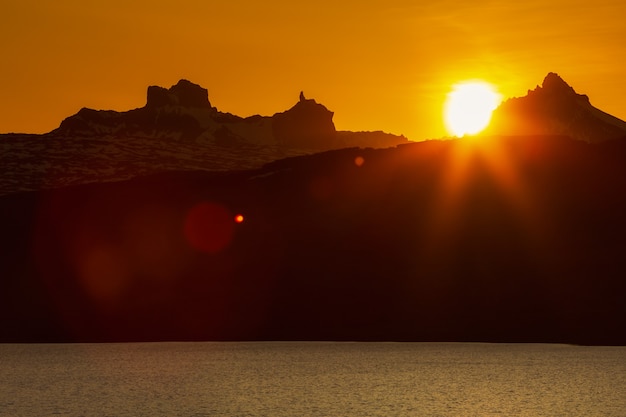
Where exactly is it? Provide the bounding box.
[2,0,625,140]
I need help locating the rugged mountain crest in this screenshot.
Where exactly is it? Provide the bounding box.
[0,81,407,195]
[541,72,579,96]
[51,80,406,150]
[485,72,626,142]
[146,79,212,109]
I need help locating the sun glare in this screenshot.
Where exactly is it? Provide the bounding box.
[444,81,502,137]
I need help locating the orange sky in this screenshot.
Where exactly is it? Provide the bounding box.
[2,0,625,140]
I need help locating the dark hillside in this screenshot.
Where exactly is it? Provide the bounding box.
[1,135,625,344]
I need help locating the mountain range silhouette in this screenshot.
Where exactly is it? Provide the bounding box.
[53,79,408,149]
[1,74,625,344]
[0,80,406,195]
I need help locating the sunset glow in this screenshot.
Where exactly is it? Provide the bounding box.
[444,81,502,137]
[2,1,626,140]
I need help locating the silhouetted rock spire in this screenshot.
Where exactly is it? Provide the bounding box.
[272,92,337,148]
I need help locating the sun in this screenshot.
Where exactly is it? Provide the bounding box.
[444,81,502,137]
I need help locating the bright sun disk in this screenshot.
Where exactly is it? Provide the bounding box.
[444,81,502,137]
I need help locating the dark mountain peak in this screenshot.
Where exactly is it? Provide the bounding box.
[525,72,585,102]
[485,72,626,142]
[146,79,212,109]
[272,93,336,148]
[541,72,576,95]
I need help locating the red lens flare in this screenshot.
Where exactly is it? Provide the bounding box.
[184,202,235,254]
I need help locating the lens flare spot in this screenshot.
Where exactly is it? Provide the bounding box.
[184,202,235,254]
[354,156,365,167]
[234,214,245,223]
[77,246,129,305]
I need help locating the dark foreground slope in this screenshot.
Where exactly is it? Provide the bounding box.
[1,135,626,344]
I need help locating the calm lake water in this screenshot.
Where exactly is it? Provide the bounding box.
[1,342,625,416]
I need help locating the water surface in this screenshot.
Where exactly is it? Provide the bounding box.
[1,342,625,416]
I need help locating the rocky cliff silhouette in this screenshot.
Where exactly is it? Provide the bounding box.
[0,80,406,196]
[272,92,337,149]
[485,72,626,142]
[52,79,406,149]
